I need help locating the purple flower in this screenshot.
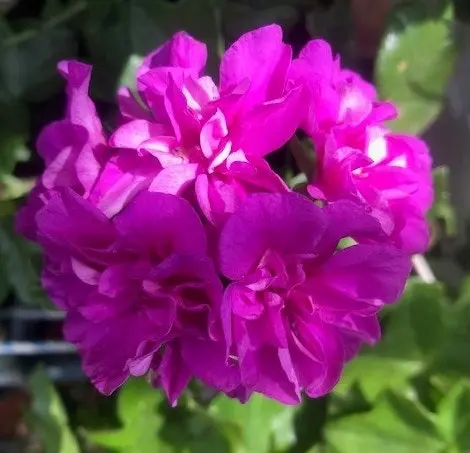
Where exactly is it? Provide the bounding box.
[16,61,108,240]
[288,39,433,254]
[15,24,423,406]
[217,192,410,404]
[288,39,396,149]
[111,25,303,225]
[310,127,433,253]
[35,189,222,401]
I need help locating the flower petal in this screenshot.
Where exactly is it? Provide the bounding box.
[57,60,105,149]
[117,87,152,123]
[220,24,291,102]
[64,310,160,395]
[219,193,327,280]
[157,343,192,407]
[113,191,207,256]
[231,86,305,157]
[181,338,242,394]
[35,188,115,260]
[290,315,345,398]
[319,243,411,304]
[149,163,199,194]
[138,31,207,78]
[110,120,172,149]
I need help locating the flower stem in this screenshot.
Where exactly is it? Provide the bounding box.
[412,254,436,284]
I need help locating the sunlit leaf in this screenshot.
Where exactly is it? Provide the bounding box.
[407,280,447,357]
[336,279,430,402]
[87,378,164,453]
[437,381,470,450]
[27,367,80,453]
[376,1,455,134]
[326,392,445,453]
[119,54,144,92]
[432,278,470,376]
[209,393,297,453]
[337,355,421,403]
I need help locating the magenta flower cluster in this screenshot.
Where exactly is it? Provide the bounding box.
[17,25,431,405]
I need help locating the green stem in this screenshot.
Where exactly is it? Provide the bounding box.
[2,0,87,48]
[412,254,436,284]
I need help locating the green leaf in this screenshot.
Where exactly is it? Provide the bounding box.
[87,378,164,453]
[292,397,328,453]
[41,0,65,21]
[337,356,421,403]
[159,400,231,453]
[0,27,77,102]
[306,445,338,453]
[209,393,297,453]
[288,172,308,190]
[429,166,456,236]
[183,411,232,453]
[0,175,35,201]
[0,140,29,176]
[407,280,446,356]
[27,367,80,453]
[0,199,15,217]
[129,3,168,55]
[437,382,470,450]
[376,1,456,134]
[83,1,133,100]
[432,278,470,377]
[336,279,428,402]
[325,392,445,453]
[0,101,30,177]
[85,0,221,100]
[0,215,51,307]
[119,54,144,93]
[270,401,298,452]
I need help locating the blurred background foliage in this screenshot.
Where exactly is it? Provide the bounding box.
[1,0,470,452]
